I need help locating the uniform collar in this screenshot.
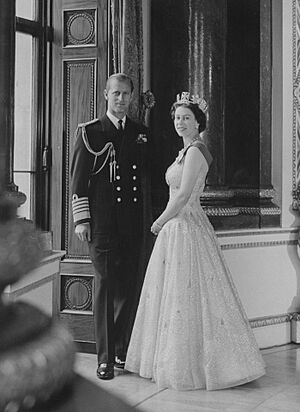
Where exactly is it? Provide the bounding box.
[106,111,126,130]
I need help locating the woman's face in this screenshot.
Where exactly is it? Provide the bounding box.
[174,106,199,138]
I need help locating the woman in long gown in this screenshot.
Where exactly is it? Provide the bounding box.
[125,93,266,391]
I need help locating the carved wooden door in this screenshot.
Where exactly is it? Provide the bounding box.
[50,0,107,350]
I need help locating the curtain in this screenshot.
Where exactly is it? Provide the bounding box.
[110,0,144,122]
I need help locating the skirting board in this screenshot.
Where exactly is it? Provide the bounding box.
[251,313,300,348]
[291,314,300,344]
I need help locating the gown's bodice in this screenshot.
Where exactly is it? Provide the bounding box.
[165,146,209,212]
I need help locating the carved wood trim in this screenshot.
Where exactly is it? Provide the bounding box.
[292,0,300,209]
[61,274,93,312]
[63,8,97,48]
[250,313,292,329]
[62,58,97,258]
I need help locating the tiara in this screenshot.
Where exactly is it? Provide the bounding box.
[176,92,208,112]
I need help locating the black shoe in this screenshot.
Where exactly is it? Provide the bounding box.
[97,362,114,380]
[114,355,125,369]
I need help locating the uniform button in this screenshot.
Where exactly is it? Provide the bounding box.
[116,187,121,191]
[133,197,137,202]
[117,197,122,202]
[132,176,136,180]
[133,187,137,191]
[132,165,137,169]
[116,165,119,169]
[116,175,120,180]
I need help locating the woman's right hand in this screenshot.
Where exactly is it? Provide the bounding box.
[151,220,163,236]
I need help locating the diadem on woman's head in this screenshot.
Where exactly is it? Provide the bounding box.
[176,92,208,113]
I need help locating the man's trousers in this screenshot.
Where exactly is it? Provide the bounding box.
[89,231,141,364]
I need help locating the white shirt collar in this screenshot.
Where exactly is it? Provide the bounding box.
[106,111,126,129]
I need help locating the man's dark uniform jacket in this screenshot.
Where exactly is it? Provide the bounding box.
[70,114,152,364]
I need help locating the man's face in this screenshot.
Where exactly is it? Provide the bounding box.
[104,79,132,118]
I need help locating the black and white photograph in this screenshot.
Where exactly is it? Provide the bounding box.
[1,1,300,411]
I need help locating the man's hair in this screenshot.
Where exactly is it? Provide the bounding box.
[106,73,134,92]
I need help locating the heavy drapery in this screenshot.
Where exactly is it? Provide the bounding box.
[110,0,144,121]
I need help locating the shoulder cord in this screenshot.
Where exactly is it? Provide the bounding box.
[77,124,116,182]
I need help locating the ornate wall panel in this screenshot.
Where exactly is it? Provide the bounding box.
[292,0,300,209]
[63,8,97,48]
[62,58,96,258]
[51,0,107,348]
[61,274,93,312]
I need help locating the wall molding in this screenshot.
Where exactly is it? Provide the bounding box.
[216,228,299,237]
[217,227,299,249]
[3,274,55,299]
[221,239,298,250]
[250,313,292,329]
[63,58,97,258]
[292,0,300,209]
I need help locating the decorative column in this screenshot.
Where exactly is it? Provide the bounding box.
[185,0,226,187]
[151,0,280,229]
[184,0,235,220]
[292,0,300,211]
[0,0,25,204]
[223,0,279,228]
[151,0,230,212]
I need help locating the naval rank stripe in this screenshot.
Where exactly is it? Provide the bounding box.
[72,195,91,223]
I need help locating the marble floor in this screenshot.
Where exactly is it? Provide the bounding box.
[75,344,300,411]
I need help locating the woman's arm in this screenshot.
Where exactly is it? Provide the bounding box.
[151,147,207,234]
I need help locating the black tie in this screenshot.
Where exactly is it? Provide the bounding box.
[116,119,124,158]
[118,119,123,131]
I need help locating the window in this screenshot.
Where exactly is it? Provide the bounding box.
[14,32,34,219]
[14,0,51,229]
[16,0,35,20]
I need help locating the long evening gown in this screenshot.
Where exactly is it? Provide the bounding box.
[125,141,266,391]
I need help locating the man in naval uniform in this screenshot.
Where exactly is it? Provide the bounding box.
[71,73,152,380]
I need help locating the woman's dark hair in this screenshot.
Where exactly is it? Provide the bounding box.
[170,102,206,133]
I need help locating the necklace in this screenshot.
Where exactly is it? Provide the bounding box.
[191,135,200,143]
[176,136,203,163]
[184,135,201,149]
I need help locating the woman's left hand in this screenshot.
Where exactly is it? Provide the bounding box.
[151,221,163,236]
